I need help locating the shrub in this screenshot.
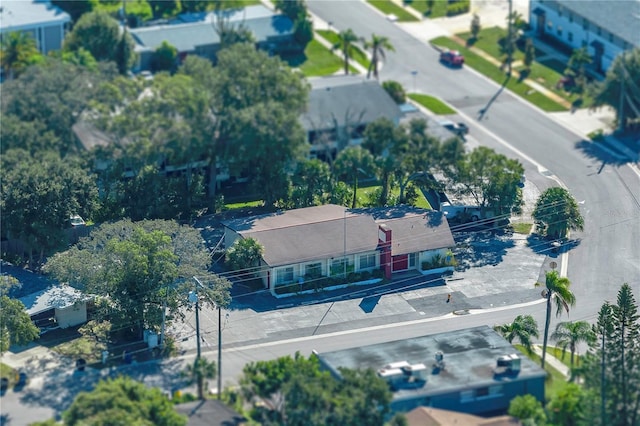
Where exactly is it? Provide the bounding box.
[446,0,470,16]
[382,80,406,104]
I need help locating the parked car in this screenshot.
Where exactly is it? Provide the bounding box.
[439,120,469,138]
[440,49,464,67]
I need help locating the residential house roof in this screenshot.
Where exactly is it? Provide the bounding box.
[130,5,293,53]
[554,0,640,46]
[1,262,55,299]
[365,206,455,256]
[0,0,70,33]
[301,75,402,132]
[317,325,547,402]
[223,204,380,267]
[175,399,246,426]
[405,406,520,426]
[20,285,86,316]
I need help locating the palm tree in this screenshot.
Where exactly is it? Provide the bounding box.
[493,314,539,354]
[0,31,41,80]
[551,320,595,368]
[333,28,360,75]
[363,34,394,80]
[536,270,576,368]
[184,357,217,399]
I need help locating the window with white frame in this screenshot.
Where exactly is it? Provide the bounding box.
[276,267,294,284]
[305,262,322,278]
[359,253,376,269]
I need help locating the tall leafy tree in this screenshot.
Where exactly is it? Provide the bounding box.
[0,276,40,353]
[532,186,584,239]
[582,285,640,426]
[1,58,116,152]
[444,146,524,219]
[493,314,539,354]
[1,150,99,264]
[551,320,595,368]
[535,270,576,368]
[333,29,360,75]
[333,146,376,208]
[363,34,394,80]
[64,11,136,65]
[0,31,43,79]
[240,352,392,426]
[546,383,597,426]
[151,40,178,72]
[290,159,334,208]
[591,48,640,130]
[225,237,265,280]
[363,117,401,206]
[115,29,134,75]
[44,219,231,339]
[63,376,187,425]
[184,357,217,400]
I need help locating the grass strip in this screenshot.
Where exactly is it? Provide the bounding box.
[317,30,371,70]
[281,39,344,77]
[409,93,456,115]
[430,36,567,112]
[366,0,419,21]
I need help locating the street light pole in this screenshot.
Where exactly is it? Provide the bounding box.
[411,70,418,92]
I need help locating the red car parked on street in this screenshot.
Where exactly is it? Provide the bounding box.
[440,49,464,67]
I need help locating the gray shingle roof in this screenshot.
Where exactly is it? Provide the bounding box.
[366,206,455,256]
[557,0,640,46]
[0,0,70,32]
[224,204,380,267]
[130,9,293,53]
[301,75,402,132]
[223,204,455,267]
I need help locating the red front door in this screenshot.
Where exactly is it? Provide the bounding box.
[392,254,408,272]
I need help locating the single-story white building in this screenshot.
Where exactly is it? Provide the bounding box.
[20,285,88,332]
[222,204,455,294]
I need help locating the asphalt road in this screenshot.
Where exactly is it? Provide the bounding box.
[3,4,639,423]
[307,0,640,320]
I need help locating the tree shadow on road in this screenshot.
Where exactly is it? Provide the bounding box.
[526,233,582,258]
[453,228,515,272]
[574,139,631,166]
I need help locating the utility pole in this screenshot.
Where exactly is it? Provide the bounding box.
[601,327,606,426]
[190,278,203,399]
[618,61,626,133]
[217,305,222,400]
[507,0,513,76]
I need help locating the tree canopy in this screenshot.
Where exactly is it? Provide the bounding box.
[0,31,43,80]
[239,352,392,426]
[0,276,40,353]
[64,11,136,67]
[591,48,640,130]
[63,376,187,426]
[532,186,584,239]
[1,150,99,263]
[44,219,231,338]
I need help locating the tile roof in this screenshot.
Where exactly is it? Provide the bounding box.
[301,75,402,132]
[0,0,70,32]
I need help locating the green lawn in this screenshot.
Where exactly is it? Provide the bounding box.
[514,344,569,399]
[407,0,448,17]
[512,222,533,235]
[409,93,456,114]
[430,36,568,112]
[317,30,371,70]
[52,336,105,365]
[548,346,583,370]
[281,39,344,77]
[356,183,431,209]
[366,0,419,21]
[225,200,264,209]
[1,363,16,386]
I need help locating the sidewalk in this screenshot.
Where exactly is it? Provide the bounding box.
[531,345,571,378]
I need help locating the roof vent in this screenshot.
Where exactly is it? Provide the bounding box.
[434,351,445,370]
[496,354,521,373]
[377,361,427,388]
